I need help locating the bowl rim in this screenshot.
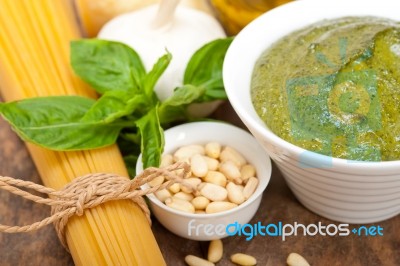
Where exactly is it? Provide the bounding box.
[223,0,400,171]
[136,121,272,218]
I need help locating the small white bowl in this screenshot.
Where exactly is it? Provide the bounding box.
[136,121,272,240]
[223,0,400,223]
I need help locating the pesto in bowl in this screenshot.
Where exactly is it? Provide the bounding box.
[251,16,400,161]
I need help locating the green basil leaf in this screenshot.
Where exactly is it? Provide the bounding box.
[163,85,205,106]
[183,37,233,101]
[81,90,147,123]
[201,83,227,101]
[0,96,125,150]
[143,52,172,98]
[158,84,205,123]
[158,105,186,125]
[136,105,164,168]
[71,39,146,94]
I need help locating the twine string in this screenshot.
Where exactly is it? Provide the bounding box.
[0,162,192,250]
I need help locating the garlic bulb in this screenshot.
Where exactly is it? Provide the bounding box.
[75,0,216,37]
[98,4,226,104]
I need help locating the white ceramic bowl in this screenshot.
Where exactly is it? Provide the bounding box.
[136,122,272,240]
[223,0,400,223]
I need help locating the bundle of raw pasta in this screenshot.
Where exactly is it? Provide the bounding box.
[0,0,165,265]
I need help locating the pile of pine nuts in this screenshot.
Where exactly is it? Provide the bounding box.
[184,246,310,266]
[149,143,259,214]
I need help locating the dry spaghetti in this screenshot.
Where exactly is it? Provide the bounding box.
[0,162,191,251]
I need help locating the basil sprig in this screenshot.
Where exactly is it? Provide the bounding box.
[0,37,233,171]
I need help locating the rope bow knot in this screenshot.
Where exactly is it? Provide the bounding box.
[0,162,192,250]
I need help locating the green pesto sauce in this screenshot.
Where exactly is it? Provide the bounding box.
[251,17,400,161]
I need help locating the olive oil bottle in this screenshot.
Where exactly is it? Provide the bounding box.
[210,0,293,35]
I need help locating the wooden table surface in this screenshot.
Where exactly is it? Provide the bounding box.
[0,101,399,266]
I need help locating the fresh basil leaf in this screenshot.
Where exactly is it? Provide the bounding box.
[71,39,146,94]
[158,84,205,123]
[81,90,147,123]
[158,105,186,125]
[136,105,164,168]
[184,37,233,101]
[162,85,205,107]
[0,96,125,150]
[201,83,227,101]
[143,52,172,98]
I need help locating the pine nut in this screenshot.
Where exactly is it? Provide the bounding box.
[287,253,310,266]
[185,255,215,266]
[220,146,246,167]
[174,145,205,161]
[191,154,208,177]
[205,142,221,159]
[243,177,258,199]
[226,182,246,204]
[148,175,165,187]
[230,253,257,266]
[168,183,181,194]
[219,161,242,184]
[208,239,223,263]
[173,192,194,201]
[200,183,228,202]
[191,196,210,210]
[204,156,219,171]
[165,198,195,213]
[206,201,237,214]
[154,189,172,203]
[160,153,173,167]
[198,182,206,190]
[240,164,256,182]
[204,171,227,187]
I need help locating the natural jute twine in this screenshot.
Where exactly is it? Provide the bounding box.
[0,162,192,250]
